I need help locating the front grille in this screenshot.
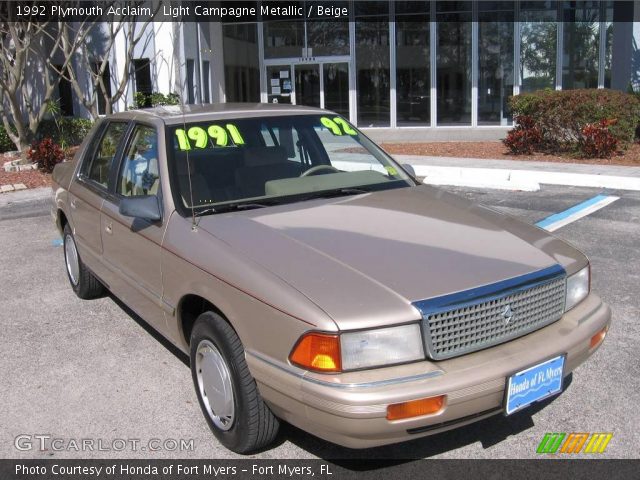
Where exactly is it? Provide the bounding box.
[415,267,566,360]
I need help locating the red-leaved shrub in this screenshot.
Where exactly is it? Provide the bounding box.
[580,119,619,158]
[28,137,65,173]
[503,115,542,154]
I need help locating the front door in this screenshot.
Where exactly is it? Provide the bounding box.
[265,62,350,119]
[100,123,167,335]
[294,64,320,108]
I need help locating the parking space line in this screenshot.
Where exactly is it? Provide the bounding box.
[535,194,620,232]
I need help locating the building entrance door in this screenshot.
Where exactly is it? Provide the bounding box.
[294,64,320,108]
[265,62,350,119]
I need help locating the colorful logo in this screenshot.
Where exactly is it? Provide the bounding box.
[537,432,613,454]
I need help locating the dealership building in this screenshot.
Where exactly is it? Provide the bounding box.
[55,1,640,140]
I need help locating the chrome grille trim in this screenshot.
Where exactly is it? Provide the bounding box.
[413,265,566,360]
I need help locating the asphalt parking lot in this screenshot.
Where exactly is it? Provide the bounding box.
[1,184,638,460]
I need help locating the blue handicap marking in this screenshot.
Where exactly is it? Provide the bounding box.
[51,238,63,247]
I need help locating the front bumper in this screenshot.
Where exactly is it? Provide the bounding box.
[246,293,611,449]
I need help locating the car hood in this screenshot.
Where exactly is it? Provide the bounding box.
[197,186,560,330]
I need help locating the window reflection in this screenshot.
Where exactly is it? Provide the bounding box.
[356,1,390,127]
[479,2,514,125]
[324,63,350,117]
[263,21,304,59]
[396,2,430,126]
[307,1,349,57]
[520,1,558,92]
[223,24,260,102]
[436,1,472,125]
[562,1,600,89]
[306,21,349,56]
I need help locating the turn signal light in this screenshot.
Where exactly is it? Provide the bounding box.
[590,326,608,349]
[289,333,341,372]
[386,395,446,420]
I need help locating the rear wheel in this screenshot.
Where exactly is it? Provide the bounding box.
[190,311,279,453]
[63,223,104,299]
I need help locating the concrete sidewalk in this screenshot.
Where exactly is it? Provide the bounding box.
[1,157,640,209]
[395,155,640,191]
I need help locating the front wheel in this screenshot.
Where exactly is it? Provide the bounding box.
[190,312,280,453]
[63,223,104,299]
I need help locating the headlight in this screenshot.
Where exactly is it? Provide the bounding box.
[341,323,424,370]
[289,324,425,372]
[565,265,590,311]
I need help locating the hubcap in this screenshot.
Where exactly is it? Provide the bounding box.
[195,340,235,431]
[64,234,80,286]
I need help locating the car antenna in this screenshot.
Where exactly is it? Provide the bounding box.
[177,52,198,231]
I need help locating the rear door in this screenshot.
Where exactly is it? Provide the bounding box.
[68,121,128,279]
[99,123,167,334]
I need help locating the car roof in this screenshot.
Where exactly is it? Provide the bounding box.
[109,103,328,125]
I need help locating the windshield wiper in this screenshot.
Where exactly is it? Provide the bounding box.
[193,202,274,217]
[302,187,371,200]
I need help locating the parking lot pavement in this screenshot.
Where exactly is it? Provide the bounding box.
[1,185,638,460]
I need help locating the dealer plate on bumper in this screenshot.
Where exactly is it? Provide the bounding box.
[505,355,565,415]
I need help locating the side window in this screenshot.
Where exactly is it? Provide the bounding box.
[85,122,127,188]
[117,125,159,197]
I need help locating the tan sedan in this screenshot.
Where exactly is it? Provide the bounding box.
[51,104,610,453]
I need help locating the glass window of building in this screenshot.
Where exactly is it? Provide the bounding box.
[267,65,293,104]
[478,1,514,125]
[323,63,350,117]
[202,61,211,104]
[186,59,195,104]
[307,1,350,57]
[562,1,600,89]
[395,2,430,126]
[134,58,153,107]
[436,1,472,126]
[93,61,112,116]
[223,24,260,102]
[355,1,391,127]
[263,20,305,59]
[520,1,558,92]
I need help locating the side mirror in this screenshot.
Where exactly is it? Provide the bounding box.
[119,195,161,222]
[402,163,417,178]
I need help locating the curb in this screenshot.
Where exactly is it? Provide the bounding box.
[409,164,640,191]
[0,186,50,207]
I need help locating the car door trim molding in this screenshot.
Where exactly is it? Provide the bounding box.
[101,253,164,309]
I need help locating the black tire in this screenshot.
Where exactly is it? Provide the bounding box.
[62,223,104,299]
[190,312,280,454]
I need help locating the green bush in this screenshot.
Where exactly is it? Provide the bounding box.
[508,89,640,157]
[132,92,181,109]
[37,117,93,148]
[0,125,17,153]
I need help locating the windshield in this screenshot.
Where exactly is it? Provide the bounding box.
[167,114,414,214]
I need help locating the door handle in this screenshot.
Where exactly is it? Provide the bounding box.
[105,222,113,235]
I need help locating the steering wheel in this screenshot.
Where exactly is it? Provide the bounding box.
[300,165,340,177]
